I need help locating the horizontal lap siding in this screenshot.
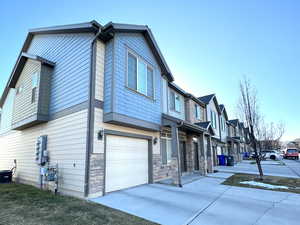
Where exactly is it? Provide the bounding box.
[113,33,162,124]
[103,40,113,113]
[0,110,88,197]
[12,59,40,124]
[27,33,93,115]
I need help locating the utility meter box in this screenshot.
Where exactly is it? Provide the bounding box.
[35,136,48,166]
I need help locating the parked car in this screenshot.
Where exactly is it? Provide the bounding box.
[284,149,299,160]
[260,150,281,160]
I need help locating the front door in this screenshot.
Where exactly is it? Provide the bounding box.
[194,142,199,171]
[180,141,187,173]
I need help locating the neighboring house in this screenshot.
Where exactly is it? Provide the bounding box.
[198,94,222,167]
[219,104,229,155]
[161,82,215,185]
[239,122,246,154]
[228,119,242,162]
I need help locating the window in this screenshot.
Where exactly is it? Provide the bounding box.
[211,111,215,128]
[195,104,201,120]
[16,84,23,95]
[221,116,226,131]
[161,138,172,164]
[210,110,218,129]
[170,91,181,112]
[31,72,38,103]
[127,51,154,98]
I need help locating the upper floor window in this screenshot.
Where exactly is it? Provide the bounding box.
[221,116,226,131]
[210,110,217,129]
[31,72,38,103]
[170,91,181,112]
[195,104,201,120]
[127,51,154,98]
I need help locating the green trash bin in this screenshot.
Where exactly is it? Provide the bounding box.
[227,156,234,166]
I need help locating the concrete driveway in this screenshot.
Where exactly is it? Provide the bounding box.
[90,172,300,225]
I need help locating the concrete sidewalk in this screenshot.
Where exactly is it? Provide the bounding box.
[215,160,300,178]
[90,173,300,225]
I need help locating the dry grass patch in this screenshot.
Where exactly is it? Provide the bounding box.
[222,173,300,194]
[0,183,157,225]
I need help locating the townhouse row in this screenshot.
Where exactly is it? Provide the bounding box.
[0,20,252,198]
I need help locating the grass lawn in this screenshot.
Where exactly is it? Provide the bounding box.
[0,183,157,225]
[222,173,300,194]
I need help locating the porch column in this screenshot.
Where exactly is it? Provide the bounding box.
[229,141,234,160]
[170,124,182,187]
[186,135,194,173]
[198,133,207,176]
[237,142,241,162]
[206,136,213,173]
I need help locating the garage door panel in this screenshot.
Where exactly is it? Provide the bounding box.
[105,135,149,193]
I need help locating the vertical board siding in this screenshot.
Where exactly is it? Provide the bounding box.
[109,33,162,124]
[12,59,40,124]
[95,40,105,101]
[0,110,88,197]
[27,33,93,115]
[103,40,113,113]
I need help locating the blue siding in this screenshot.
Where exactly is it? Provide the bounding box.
[27,33,93,115]
[111,33,162,125]
[103,40,113,114]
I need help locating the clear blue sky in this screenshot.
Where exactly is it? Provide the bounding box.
[1,0,299,140]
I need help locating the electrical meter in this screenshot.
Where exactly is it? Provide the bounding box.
[35,136,48,166]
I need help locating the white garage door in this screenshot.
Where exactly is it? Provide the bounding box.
[105,135,149,193]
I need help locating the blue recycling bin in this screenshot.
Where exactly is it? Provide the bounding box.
[243,152,250,159]
[218,155,227,166]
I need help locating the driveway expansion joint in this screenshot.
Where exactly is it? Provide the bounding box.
[184,186,232,225]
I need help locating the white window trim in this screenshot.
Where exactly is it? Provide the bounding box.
[161,137,172,164]
[174,93,181,112]
[197,104,202,120]
[126,49,155,99]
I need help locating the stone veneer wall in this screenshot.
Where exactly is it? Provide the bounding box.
[89,153,104,195]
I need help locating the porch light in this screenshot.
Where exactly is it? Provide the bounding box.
[153,137,158,145]
[97,129,104,140]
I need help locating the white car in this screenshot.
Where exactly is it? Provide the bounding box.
[261,150,281,160]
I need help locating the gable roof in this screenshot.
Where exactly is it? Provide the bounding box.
[228,119,239,127]
[10,53,55,89]
[198,94,215,104]
[0,21,100,108]
[100,22,174,82]
[195,121,215,135]
[0,53,55,106]
[198,94,221,114]
[168,82,187,96]
[0,20,175,107]
[219,104,228,120]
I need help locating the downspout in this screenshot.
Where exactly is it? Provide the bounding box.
[84,28,102,197]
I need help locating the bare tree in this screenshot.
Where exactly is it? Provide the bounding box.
[238,77,264,179]
[258,121,285,150]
